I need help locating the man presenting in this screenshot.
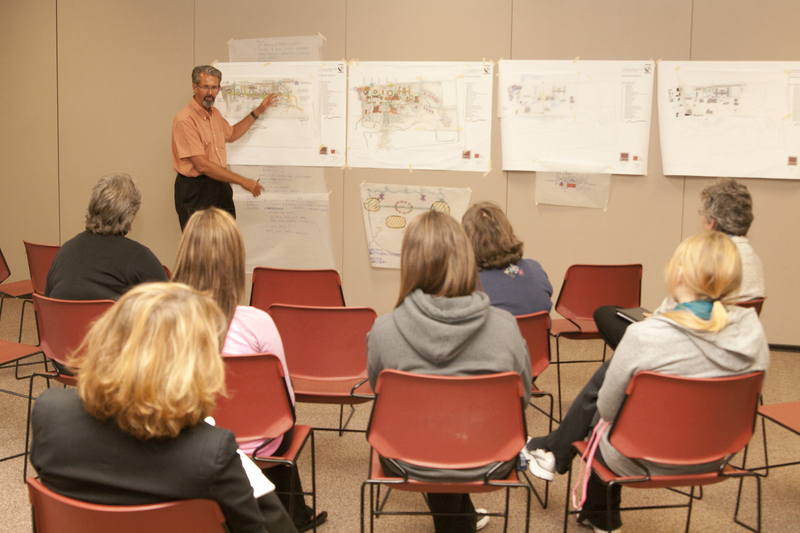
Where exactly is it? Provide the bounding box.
[172,65,276,230]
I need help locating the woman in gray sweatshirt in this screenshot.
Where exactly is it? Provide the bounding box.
[525,231,769,533]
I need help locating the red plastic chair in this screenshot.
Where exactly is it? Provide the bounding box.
[735,297,766,316]
[23,294,114,479]
[250,267,345,312]
[27,477,229,533]
[268,304,377,434]
[564,371,764,533]
[213,353,316,529]
[516,311,555,507]
[0,338,41,464]
[361,370,531,533]
[0,245,34,335]
[550,264,642,420]
[23,241,61,296]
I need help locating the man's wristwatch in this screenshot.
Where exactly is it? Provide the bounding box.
[250,111,258,120]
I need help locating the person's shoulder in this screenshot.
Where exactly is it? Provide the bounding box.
[33,388,82,421]
[233,305,273,324]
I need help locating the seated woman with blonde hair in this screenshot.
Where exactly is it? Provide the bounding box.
[461,201,552,316]
[172,208,323,533]
[523,231,769,533]
[30,283,297,533]
[368,210,532,533]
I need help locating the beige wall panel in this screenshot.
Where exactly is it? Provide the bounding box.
[507,0,693,313]
[692,0,800,61]
[0,1,59,281]
[342,0,512,315]
[194,0,348,275]
[690,0,800,344]
[57,1,194,269]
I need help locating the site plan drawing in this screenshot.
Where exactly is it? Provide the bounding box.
[214,62,346,167]
[360,183,471,269]
[535,167,611,209]
[658,61,800,179]
[498,60,654,175]
[348,62,493,172]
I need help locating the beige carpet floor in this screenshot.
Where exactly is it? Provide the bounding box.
[1,296,798,532]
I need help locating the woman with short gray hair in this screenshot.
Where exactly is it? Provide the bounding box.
[45,173,168,300]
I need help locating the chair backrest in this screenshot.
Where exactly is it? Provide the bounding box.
[162,264,172,279]
[515,311,550,378]
[0,246,11,284]
[368,370,527,470]
[268,304,376,380]
[555,264,643,321]
[27,478,228,533]
[250,267,344,311]
[609,370,764,466]
[735,297,766,316]
[23,241,61,295]
[213,353,294,442]
[32,294,114,366]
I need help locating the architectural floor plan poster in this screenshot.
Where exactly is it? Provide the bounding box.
[232,167,335,272]
[360,183,471,269]
[498,60,654,175]
[214,61,346,167]
[658,61,800,179]
[535,164,611,209]
[347,62,493,171]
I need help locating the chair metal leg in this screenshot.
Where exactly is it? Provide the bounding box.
[338,404,357,436]
[555,335,564,421]
[734,473,762,533]
[563,461,573,533]
[684,485,695,533]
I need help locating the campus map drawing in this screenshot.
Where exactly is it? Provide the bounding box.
[498,60,654,175]
[360,183,471,269]
[658,61,800,179]
[348,62,493,171]
[214,62,346,167]
[535,168,611,209]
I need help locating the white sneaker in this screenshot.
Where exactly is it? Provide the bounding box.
[578,517,620,533]
[476,508,490,531]
[520,441,556,481]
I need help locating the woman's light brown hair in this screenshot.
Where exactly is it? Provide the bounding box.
[461,201,524,270]
[71,282,227,440]
[396,210,480,308]
[662,231,742,332]
[172,208,245,327]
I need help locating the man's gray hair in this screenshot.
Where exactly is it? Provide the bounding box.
[85,173,142,236]
[700,178,754,236]
[192,65,222,85]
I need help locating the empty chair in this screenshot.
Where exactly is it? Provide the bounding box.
[0,245,34,336]
[268,304,376,434]
[550,264,642,419]
[250,267,345,312]
[361,370,530,533]
[27,478,229,533]
[565,371,764,533]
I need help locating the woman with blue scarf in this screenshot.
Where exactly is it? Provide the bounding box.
[522,231,769,533]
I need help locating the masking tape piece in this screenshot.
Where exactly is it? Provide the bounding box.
[359,180,366,187]
[656,59,662,64]
[675,66,681,71]
[409,164,413,173]
[263,62,270,67]
[783,114,791,120]
[573,56,579,63]
[482,160,492,177]
[227,38,233,44]
[318,32,327,41]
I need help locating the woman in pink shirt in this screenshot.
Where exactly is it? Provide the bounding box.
[172,208,325,532]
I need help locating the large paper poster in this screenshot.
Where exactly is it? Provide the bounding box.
[232,167,335,272]
[498,60,654,175]
[360,183,471,269]
[214,61,346,167]
[228,35,323,62]
[347,62,493,172]
[658,61,800,179]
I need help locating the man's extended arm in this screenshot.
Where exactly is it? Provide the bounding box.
[187,155,264,197]
[229,93,279,143]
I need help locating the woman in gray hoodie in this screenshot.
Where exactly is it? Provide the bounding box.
[367,210,531,533]
[525,231,769,533]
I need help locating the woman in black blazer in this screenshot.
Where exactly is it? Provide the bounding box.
[30,282,297,533]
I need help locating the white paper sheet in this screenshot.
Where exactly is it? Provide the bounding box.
[230,165,327,194]
[658,61,800,179]
[215,62,346,167]
[498,60,654,175]
[347,62,493,172]
[228,35,323,62]
[233,189,335,272]
[360,183,471,269]
[534,162,611,209]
